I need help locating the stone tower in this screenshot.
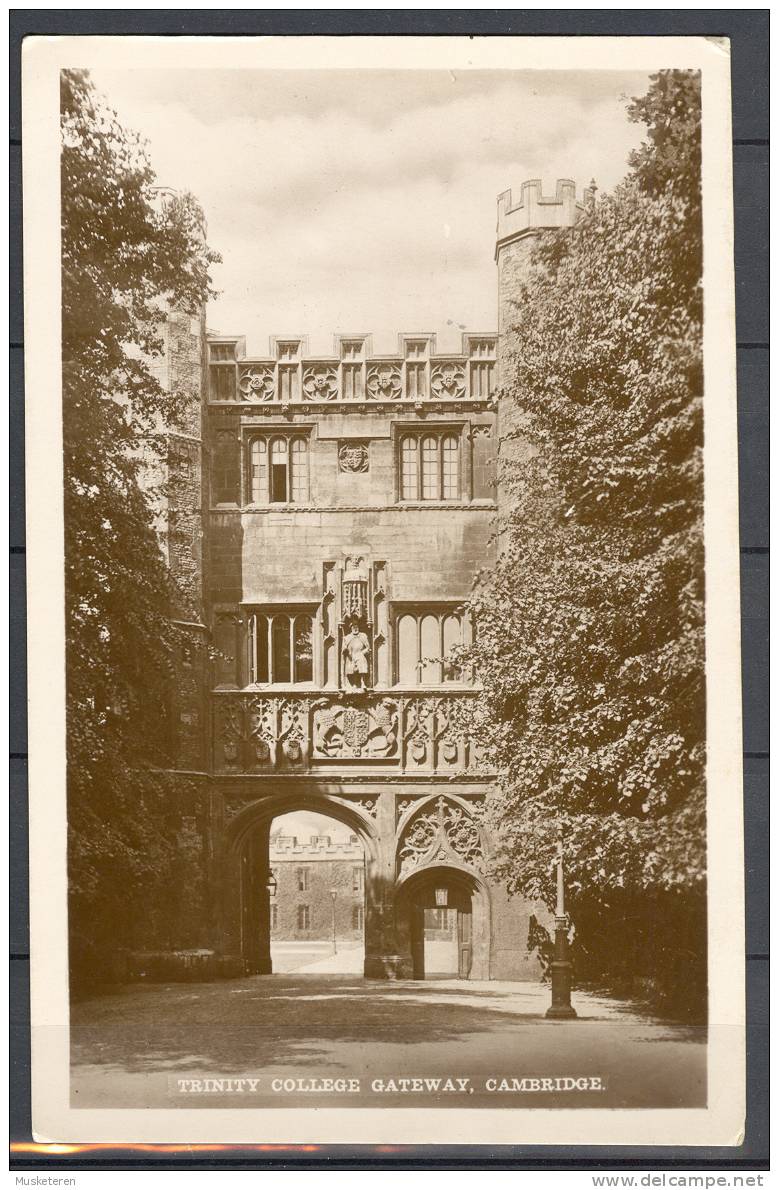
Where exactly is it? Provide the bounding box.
[143,188,210,776]
[494,179,594,499]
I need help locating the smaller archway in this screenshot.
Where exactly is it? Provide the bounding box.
[395,865,491,981]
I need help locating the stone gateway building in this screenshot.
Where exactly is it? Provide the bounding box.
[157,180,587,981]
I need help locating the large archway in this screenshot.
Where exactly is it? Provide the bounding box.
[268,809,367,974]
[222,792,380,976]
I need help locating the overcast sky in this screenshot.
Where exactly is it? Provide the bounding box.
[91,67,652,356]
[272,811,356,845]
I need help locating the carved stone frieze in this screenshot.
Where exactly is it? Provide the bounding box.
[239,365,275,402]
[400,696,467,771]
[302,364,339,402]
[395,795,428,825]
[312,697,399,759]
[397,795,484,876]
[213,691,485,774]
[335,794,379,819]
[430,361,466,401]
[366,362,402,401]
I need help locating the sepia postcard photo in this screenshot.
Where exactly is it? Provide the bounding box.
[23,34,744,1147]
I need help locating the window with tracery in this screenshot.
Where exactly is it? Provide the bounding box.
[248,434,309,504]
[399,431,461,501]
[246,609,314,685]
[394,609,464,686]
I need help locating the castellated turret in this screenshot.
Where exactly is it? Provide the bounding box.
[495,178,594,332]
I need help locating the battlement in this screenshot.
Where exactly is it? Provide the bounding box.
[495,178,594,258]
[269,833,363,861]
[207,331,498,406]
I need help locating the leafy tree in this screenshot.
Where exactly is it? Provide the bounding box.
[61,69,219,986]
[463,71,705,1016]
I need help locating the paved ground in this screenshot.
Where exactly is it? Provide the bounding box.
[270,940,364,974]
[70,974,706,1111]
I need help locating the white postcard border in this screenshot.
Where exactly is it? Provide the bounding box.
[23,33,744,1147]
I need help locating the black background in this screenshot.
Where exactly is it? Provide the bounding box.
[9,8,769,1171]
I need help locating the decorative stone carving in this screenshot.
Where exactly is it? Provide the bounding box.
[471,423,493,440]
[398,795,484,876]
[366,362,402,402]
[401,696,468,771]
[239,365,275,402]
[279,698,308,768]
[302,364,338,402]
[336,794,379,819]
[342,624,371,689]
[312,697,399,759]
[395,795,427,825]
[215,695,307,771]
[246,697,276,768]
[403,697,437,767]
[342,555,369,623]
[338,442,370,473]
[213,691,487,774]
[431,361,466,400]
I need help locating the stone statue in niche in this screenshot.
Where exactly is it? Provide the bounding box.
[342,620,371,689]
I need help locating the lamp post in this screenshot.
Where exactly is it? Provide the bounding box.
[330,887,338,955]
[545,826,577,1020]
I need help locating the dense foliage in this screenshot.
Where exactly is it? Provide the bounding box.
[464,72,705,1016]
[61,69,219,987]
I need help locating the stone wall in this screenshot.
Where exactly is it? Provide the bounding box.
[269,843,366,942]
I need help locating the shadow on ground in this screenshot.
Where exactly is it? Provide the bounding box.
[72,976,546,1073]
[71,974,705,1078]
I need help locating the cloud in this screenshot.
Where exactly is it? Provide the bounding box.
[89,67,652,354]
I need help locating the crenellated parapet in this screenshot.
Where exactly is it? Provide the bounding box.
[495,177,595,258]
[207,331,497,408]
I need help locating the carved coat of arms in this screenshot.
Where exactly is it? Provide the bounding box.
[313,698,398,759]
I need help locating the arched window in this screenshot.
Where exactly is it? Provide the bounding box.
[398,431,461,501]
[249,437,267,504]
[290,437,309,502]
[293,614,313,682]
[420,613,441,683]
[270,437,288,503]
[249,434,310,504]
[394,610,464,686]
[401,436,418,500]
[397,613,418,685]
[247,611,315,685]
[442,613,462,681]
[421,436,439,500]
[442,434,460,499]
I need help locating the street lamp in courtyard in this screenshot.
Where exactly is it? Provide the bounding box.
[330,887,338,954]
[265,870,277,898]
[545,826,578,1020]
